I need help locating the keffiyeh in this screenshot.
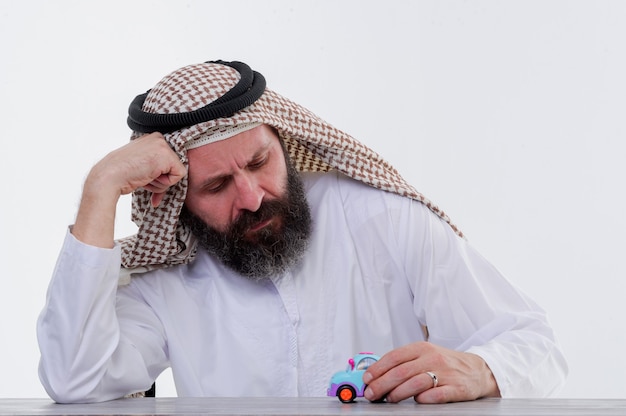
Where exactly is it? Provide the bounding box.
[117,60,462,281]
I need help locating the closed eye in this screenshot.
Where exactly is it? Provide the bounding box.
[196,149,270,194]
[248,154,269,170]
[203,176,231,194]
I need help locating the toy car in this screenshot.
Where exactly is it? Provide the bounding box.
[327,352,380,403]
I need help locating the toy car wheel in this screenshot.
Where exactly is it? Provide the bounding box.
[337,385,356,403]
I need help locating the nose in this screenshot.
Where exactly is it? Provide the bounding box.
[232,172,264,215]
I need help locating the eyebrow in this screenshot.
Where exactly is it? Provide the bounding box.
[196,140,272,191]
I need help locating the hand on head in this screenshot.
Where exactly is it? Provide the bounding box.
[92,132,187,206]
[72,132,187,248]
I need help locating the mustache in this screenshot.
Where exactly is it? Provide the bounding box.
[229,198,287,237]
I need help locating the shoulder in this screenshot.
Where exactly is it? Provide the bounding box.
[300,170,434,228]
[301,170,400,204]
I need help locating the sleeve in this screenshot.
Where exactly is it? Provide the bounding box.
[36,228,169,403]
[394,197,568,397]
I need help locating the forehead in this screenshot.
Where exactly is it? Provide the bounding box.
[186,125,279,176]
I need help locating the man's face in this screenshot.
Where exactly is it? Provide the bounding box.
[181,124,312,279]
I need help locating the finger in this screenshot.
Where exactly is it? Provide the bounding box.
[415,385,455,404]
[363,344,433,400]
[151,161,187,186]
[145,170,186,207]
[150,192,165,208]
[144,164,187,198]
[385,372,438,403]
[151,173,175,186]
[364,360,421,402]
[366,343,433,381]
[161,162,187,185]
[144,177,174,193]
[364,346,412,381]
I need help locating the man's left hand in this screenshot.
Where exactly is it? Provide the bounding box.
[362,342,501,403]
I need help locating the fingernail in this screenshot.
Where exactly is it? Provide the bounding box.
[364,387,374,400]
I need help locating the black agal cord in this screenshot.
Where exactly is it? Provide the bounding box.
[127,60,266,133]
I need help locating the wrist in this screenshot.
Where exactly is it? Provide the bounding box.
[72,168,122,248]
[472,353,501,398]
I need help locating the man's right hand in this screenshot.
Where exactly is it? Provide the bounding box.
[72,133,187,248]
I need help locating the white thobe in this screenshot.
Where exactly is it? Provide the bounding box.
[37,171,567,403]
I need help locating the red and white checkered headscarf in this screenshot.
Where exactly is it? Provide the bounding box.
[118,60,462,278]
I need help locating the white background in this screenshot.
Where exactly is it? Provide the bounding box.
[1,0,624,399]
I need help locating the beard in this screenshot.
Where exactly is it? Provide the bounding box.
[179,161,312,281]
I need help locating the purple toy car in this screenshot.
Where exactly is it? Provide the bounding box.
[327,352,380,403]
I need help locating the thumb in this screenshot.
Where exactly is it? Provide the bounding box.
[150,192,166,208]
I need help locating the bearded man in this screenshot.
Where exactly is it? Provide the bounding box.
[37,60,567,404]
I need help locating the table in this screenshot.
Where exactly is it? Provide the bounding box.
[1,397,625,415]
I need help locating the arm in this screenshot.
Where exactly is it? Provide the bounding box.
[362,197,567,403]
[37,231,169,402]
[37,133,186,403]
[72,132,187,248]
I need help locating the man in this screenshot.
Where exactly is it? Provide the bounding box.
[37,60,567,404]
